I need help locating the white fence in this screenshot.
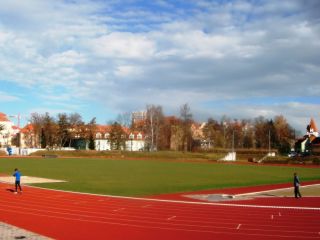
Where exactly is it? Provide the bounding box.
[1,147,43,155]
[1,147,76,156]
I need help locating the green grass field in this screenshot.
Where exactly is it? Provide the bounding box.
[0,157,319,196]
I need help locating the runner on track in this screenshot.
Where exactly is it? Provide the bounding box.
[13,168,22,194]
[293,172,302,198]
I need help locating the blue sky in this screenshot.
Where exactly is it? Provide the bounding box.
[0,0,319,133]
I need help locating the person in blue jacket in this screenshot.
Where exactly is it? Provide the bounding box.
[293,172,302,198]
[13,168,22,194]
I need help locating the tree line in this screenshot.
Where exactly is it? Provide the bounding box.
[131,104,296,153]
[24,104,297,153]
[28,112,95,149]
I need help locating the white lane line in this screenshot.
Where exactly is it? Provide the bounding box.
[0,205,319,238]
[3,207,318,238]
[73,201,87,205]
[113,208,125,212]
[141,205,151,208]
[236,224,241,230]
[22,184,320,211]
[167,216,176,221]
[234,184,320,198]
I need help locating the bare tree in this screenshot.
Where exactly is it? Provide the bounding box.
[29,112,58,149]
[21,124,34,148]
[145,105,164,151]
[109,122,126,150]
[57,113,70,148]
[203,118,223,148]
[116,112,132,128]
[68,113,84,146]
[29,113,44,148]
[273,115,295,153]
[87,117,97,150]
[180,103,193,151]
[0,127,11,147]
[43,113,58,149]
[0,124,4,147]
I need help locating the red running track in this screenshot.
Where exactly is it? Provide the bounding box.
[0,182,319,240]
[152,180,320,208]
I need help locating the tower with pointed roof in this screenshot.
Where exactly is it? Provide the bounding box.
[294,118,320,156]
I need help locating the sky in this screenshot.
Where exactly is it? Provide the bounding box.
[0,0,319,134]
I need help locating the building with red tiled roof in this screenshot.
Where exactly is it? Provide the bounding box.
[94,124,145,151]
[0,112,10,122]
[20,124,39,148]
[0,112,19,148]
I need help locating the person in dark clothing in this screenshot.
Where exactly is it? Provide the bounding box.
[293,172,302,198]
[13,168,22,194]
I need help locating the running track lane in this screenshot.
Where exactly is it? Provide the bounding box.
[152,180,320,208]
[0,183,319,240]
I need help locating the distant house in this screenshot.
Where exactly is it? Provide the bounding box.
[125,131,145,151]
[94,125,112,151]
[191,122,210,149]
[94,125,145,151]
[294,118,320,156]
[0,112,19,147]
[20,124,38,148]
[132,111,147,124]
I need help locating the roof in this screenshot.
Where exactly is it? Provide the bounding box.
[12,126,20,130]
[20,124,34,133]
[309,118,318,132]
[308,118,319,142]
[96,125,112,132]
[0,112,10,122]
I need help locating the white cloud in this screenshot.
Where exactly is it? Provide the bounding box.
[0,0,319,126]
[0,92,20,102]
[47,50,86,67]
[115,65,143,77]
[0,31,12,45]
[91,32,156,59]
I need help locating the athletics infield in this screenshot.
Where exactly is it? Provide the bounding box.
[0,181,319,240]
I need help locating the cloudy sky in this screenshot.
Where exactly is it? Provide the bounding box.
[0,0,319,133]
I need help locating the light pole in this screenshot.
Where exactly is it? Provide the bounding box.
[223,121,227,149]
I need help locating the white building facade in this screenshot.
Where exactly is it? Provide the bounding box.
[0,112,19,148]
[94,125,145,151]
[125,132,145,151]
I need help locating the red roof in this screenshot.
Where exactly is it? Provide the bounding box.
[310,118,318,132]
[20,124,34,133]
[95,124,145,140]
[96,125,112,133]
[0,112,10,122]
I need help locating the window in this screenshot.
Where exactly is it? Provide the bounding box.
[129,133,134,140]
